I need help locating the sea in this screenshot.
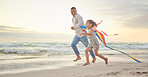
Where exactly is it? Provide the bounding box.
[0,41,148,74]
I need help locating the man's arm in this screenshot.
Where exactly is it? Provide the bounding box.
[73,14,84,29]
[71,18,75,30]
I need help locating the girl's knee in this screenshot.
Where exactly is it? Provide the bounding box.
[85,48,92,53]
[85,49,89,53]
[85,50,88,53]
[94,49,98,55]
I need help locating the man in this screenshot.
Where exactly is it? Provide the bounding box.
[70,7,96,62]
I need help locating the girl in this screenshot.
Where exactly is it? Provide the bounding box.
[80,20,108,66]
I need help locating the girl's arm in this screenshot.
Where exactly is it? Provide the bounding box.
[85,29,93,35]
[80,29,93,36]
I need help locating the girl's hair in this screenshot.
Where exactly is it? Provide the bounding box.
[87,20,97,27]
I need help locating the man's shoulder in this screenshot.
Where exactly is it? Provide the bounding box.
[75,13,82,18]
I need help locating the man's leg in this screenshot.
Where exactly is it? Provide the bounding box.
[80,35,96,62]
[71,35,81,61]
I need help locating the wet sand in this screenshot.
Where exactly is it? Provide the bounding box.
[0,54,148,77]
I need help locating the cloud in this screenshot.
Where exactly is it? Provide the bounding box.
[122,15,148,28]
[0,25,72,41]
[81,0,148,28]
[0,25,25,32]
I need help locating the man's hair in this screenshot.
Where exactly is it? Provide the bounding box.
[71,7,76,10]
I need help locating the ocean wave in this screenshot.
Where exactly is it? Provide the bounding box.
[0,42,147,55]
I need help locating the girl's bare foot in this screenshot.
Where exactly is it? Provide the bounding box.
[92,58,96,63]
[83,62,90,66]
[105,58,108,65]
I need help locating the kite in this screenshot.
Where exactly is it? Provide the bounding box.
[80,20,142,63]
[97,20,119,36]
[101,30,119,36]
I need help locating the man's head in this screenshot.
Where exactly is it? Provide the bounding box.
[71,7,77,16]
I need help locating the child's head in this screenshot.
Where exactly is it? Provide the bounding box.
[86,20,97,29]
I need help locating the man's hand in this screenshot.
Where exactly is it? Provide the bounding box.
[71,27,74,29]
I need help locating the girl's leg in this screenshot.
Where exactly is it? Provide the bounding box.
[80,35,96,62]
[94,49,108,65]
[83,47,92,66]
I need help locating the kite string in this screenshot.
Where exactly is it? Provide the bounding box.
[93,27,142,63]
[105,45,142,63]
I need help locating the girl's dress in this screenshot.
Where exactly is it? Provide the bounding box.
[87,28,99,49]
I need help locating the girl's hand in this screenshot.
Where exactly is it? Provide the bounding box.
[82,29,86,33]
[80,33,83,36]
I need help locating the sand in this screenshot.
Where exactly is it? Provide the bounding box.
[0,54,148,77]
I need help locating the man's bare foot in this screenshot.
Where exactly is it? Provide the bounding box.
[73,55,81,62]
[73,58,81,62]
[92,58,96,63]
[105,58,108,65]
[83,62,90,66]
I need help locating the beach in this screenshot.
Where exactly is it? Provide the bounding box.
[0,42,148,77]
[0,55,148,77]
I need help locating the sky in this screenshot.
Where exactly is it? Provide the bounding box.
[0,0,148,42]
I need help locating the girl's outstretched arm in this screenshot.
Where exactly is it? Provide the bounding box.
[80,29,93,36]
[80,29,93,35]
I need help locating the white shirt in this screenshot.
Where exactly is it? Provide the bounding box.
[72,13,84,37]
[87,29,96,39]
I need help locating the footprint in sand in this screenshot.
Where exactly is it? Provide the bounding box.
[123,68,129,71]
[130,71,148,76]
[106,65,113,67]
[106,72,120,76]
[135,68,141,70]
[136,72,148,74]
